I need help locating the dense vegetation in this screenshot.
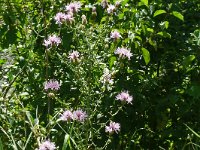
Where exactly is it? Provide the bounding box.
[0,0,200,149]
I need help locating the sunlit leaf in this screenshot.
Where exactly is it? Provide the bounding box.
[171,11,184,21]
[141,48,150,65]
[153,10,167,17]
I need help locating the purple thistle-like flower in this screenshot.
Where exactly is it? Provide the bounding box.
[110,30,121,40]
[44,79,60,91]
[65,1,82,14]
[44,35,61,48]
[54,12,74,25]
[107,4,115,14]
[68,51,80,62]
[60,110,73,121]
[38,140,56,150]
[105,121,120,134]
[73,109,87,122]
[114,47,133,60]
[64,13,74,24]
[54,12,66,24]
[116,91,133,104]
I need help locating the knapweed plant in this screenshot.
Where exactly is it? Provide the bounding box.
[0,0,200,149]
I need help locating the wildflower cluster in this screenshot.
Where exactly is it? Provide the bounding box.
[40,0,134,149]
[60,109,87,122]
[114,47,133,60]
[116,91,133,104]
[105,121,120,134]
[43,35,61,48]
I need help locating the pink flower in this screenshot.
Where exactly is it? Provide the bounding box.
[54,12,66,24]
[68,51,80,62]
[44,35,61,48]
[101,0,108,9]
[110,31,121,40]
[116,91,133,104]
[105,121,120,134]
[63,13,74,24]
[73,109,87,122]
[107,5,115,14]
[38,140,56,150]
[115,1,121,7]
[65,1,82,14]
[114,47,133,60]
[44,79,60,91]
[54,12,74,24]
[60,110,73,121]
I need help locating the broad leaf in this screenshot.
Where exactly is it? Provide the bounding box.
[171,11,184,21]
[153,10,166,17]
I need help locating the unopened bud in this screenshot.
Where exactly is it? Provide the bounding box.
[48,92,55,98]
[81,15,87,25]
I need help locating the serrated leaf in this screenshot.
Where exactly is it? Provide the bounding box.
[153,10,167,17]
[171,11,184,21]
[141,48,150,65]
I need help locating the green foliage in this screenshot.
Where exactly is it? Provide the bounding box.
[0,0,200,149]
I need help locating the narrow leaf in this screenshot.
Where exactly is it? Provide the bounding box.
[141,48,150,65]
[62,134,71,150]
[185,124,200,138]
[153,10,166,17]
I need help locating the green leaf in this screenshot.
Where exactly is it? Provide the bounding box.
[62,134,71,150]
[141,48,150,65]
[185,124,200,138]
[0,138,3,150]
[171,11,184,21]
[140,0,148,7]
[121,0,129,6]
[157,31,171,38]
[147,28,154,33]
[183,55,195,68]
[109,56,116,68]
[153,10,167,17]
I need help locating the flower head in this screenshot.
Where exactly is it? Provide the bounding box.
[107,5,115,14]
[38,140,56,150]
[73,109,87,122]
[68,51,80,62]
[60,110,73,121]
[101,0,108,9]
[44,79,60,91]
[65,1,82,14]
[54,12,66,24]
[105,121,120,134]
[64,13,74,24]
[44,35,61,48]
[110,30,121,40]
[114,47,133,60]
[116,91,133,104]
